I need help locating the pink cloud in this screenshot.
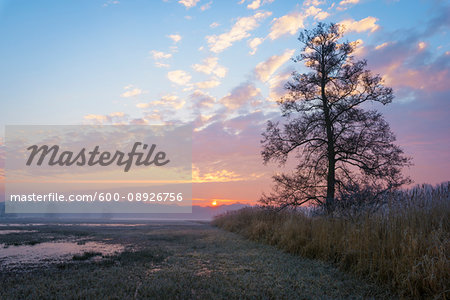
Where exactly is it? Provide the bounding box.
[220,82,261,110]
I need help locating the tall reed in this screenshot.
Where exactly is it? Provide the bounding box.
[213,182,449,299]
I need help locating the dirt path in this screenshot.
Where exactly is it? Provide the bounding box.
[139,222,394,299]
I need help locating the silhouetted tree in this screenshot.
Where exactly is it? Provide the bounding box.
[261,23,411,214]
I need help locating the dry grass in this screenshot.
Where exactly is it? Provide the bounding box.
[213,182,450,299]
[0,221,392,299]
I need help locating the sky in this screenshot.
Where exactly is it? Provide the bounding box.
[0,0,449,206]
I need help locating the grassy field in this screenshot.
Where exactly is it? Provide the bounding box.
[213,183,450,299]
[0,220,394,299]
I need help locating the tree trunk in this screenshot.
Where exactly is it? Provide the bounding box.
[321,60,335,214]
[325,153,336,214]
[324,107,336,214]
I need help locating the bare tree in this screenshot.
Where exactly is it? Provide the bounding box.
[261,23,411,214]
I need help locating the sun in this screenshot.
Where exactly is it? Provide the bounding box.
[211,200,217,206]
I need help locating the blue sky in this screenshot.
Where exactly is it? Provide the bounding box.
[0,0,445,125]
[1,0,449,204]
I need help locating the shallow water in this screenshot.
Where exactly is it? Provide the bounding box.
[0,223,146,227]
[0,241,125,271]
[0,224,45,227]
[0,230,38,235]
[56,223,146,227]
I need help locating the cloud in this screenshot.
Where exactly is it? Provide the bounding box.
[121,88,143,98]
[143,112,162,122]
[240,0,274,10]
[84,114,108,123]
[191,111,277,191]
[268,67,294,100]
[380,56,450,91]
[268,12,305,40]
[206,11,272,53]
[267,6,329,40]
[254,49,295,82]
[84,112,129,124]
[421,3,450,37]
[375,42,390,50]
[120,85,144,98]
[150,50,172,59]
[220,82,261,110]
[337,0,359,10]
[160,94,182,107]
[339,0,359,5]
[136,103,150,109]
[103,0,119,7]
[201,1,212,11]
[303,0,324,5]
[150,50,172,68]
[195,79,221,89]
[168,34,182,43]
[137,94,185,110]
[193,166,244,183]
[339,17,380,33]
[362,16,450,93]
[351,39,365,57]
[190,90,216,109]
[130,118,149,125]
[167,70,192,85]
[155,62,170,68]
[248,37,263,55]
[247,0,261,9]
[209,22,220,28]
[418,41,427,51]
[178,0,200,8]
[192,57,228,78]
[312,10,329,20]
